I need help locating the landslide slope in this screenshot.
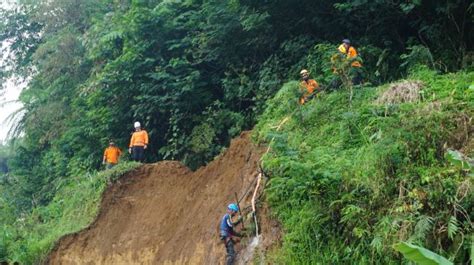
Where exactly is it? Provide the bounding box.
[48,132,269,264]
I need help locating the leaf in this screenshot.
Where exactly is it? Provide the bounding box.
[394,242,453,265]
[370,236,383,253]
[101,31,123,43]
[412,215,433,241]
[400,3,416,14]
[447,216,459,240]
[445,149,471,170]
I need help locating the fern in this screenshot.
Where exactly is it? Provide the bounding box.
[370,236,383,253]
[411,215,434,242]
[101,31,123,43]
[447,216,459,240]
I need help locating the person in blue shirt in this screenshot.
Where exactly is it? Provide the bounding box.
[220,203,243,265]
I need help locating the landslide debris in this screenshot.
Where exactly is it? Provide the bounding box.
[47,132,280,264]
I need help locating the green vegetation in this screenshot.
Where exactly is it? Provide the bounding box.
[0,162,140,264]
[0,0,472,264]
[255,67,473,264]
[394,242,453,265]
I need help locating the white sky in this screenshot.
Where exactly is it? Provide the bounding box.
[0,0,23,143]
[0,79,23,143]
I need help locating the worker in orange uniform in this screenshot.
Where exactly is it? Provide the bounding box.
[299,69,320,105]
[129,121,149,162]
[102,140,122,169]
[337,39,363,85]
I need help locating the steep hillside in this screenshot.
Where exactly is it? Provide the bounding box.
[47,132,280,264]
[1,1,472,264]
[255,68,473,264]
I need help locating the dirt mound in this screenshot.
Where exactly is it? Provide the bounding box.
[47,132,280,264]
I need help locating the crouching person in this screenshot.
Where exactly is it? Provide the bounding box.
[220,203,243,265]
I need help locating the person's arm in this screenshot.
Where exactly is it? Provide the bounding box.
[349,47,357,58]
[233,215,243,225]
[117,148,122,160]
[298,82,307,97]
[129,133,135,154]
[144,131,149,149]
[103,149,107,164]
[226,216,243,237]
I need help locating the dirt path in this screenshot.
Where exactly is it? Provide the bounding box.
[47,132,280,264]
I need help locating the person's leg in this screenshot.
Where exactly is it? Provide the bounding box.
[131,147,139,162]
[329,76,342,91]
[225,239,235,265]
[137,146,145,162]
[351,67,363,86]
[106,163,115,169]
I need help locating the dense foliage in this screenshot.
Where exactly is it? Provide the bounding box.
[255,67,473,264]
[0,0,472,263]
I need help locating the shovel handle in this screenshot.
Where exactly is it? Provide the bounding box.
[234,192,245,229]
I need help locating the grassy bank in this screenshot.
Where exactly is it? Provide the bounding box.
[255,67,473,264]
[0,162,140,264]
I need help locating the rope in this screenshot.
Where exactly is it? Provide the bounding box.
[251,173,262,237]
[250,114,293,236]
[236,172,259,203]
[236,114,293,239]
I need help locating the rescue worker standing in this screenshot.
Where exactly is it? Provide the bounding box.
[102,140,122,169]
[336,39,363,85]
[299,69,320,105]
[129,121,149,162]
[220,203,243,265]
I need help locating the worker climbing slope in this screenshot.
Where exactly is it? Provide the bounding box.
[330,39,363,89]
[338,39,363,85]
[48,132,281,264]
[338,39,362,68]
[299,69,320,105]
[220,203,244,265]
[129,121,149,162]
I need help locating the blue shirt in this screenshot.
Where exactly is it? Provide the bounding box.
[220,213,234,238]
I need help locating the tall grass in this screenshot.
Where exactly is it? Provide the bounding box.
[255,67,473,264]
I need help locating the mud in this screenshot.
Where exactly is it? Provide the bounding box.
[47,132,280,264]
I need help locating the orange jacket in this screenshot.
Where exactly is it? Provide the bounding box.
[103,146,122,164]
[129,130,149,147]
[299,79,319,104]
[337,44,362,67]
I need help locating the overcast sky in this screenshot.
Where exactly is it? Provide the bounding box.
[0,78,23,144]
[0,0,23,144]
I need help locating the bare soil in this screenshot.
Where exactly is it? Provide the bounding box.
[47,132,280,265]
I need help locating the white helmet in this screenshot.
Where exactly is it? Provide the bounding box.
[134,121,141,128]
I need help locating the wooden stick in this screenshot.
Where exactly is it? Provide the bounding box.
[234,192,245,229]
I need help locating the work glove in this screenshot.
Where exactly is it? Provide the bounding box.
[144,145,147,149]
[128,148,132,154]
